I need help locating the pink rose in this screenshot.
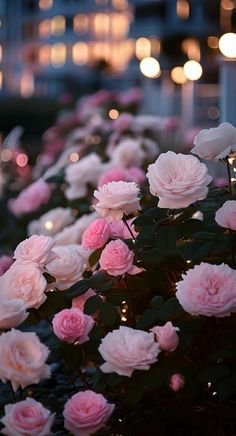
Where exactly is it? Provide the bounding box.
[110,218,138,240]
[99,326,160,377]
[176,262,236,317]
[0,329,50,391]
[8,179,51,217]
[0,262,47,309]
[52,308,95,344]
[0,256,13,276]
[111,139,145,168]
[215,200,236,231]
[191,122,236,160]
[82,218,111,250]
[98,167,129,187]
[0,299,28,329]
[1,398,55,436]
[94,181,141,223]
[54,212,97,246]
[169,373,185,392]
[150,322,179,351]
[147,151,212,209]
[113,113,134,132]
[63,390,114,436]
[72,289,96,312]
[46,245,85,290]
[99,239,140,276]
[127,167,146,185]
[14,235,55,266]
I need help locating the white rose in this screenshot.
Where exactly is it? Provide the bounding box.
[111,139,145,168]
[0,299,28,329]
[191,122,236,160]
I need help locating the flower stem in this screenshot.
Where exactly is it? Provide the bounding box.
[226,157,233,196]
[123,216,136,240]
[77,367,91,389]
[125,276,136,328]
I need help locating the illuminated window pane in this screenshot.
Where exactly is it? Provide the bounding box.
[39,45,51,65]
[74,14,88,33]
[110,13,129,39]
[20,72,34,98]
[176,0,190,20]
[150,38,161,56]
[93,13,110,37]
[135,37,151,60]
[181,38,200,61]
[51,43,66,66]
[0,71,3,89]
[39,19,51,38]
[72,42,88,65]
[51,15,65,36]
[112,0,128,9]
[39,0,53,10]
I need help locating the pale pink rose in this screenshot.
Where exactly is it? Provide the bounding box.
[0,256,13,276]
[150,322,179,351]
[176,262,236,317]
[113,113,134,132]
[72,289,96,312]
[169,373,185,392]
[214,177,228,188]
[82,218,111,250]
[127,167,146,185]
[54,212,97,246]
[52,308,95,344]
[14,235,55,266]
[98,167,129,187]
[65,153,103,200]
[94,181,140,223]
[28,207,74,237]
[215,200,236,231]
[8,179,51,217]
[147,151,212,209]
[64,390,114,436]
[0,299,28,330]
[111,139,145,168]
[46,245,84,290]
[1,398,55,436]
[110,218,138,239]
[191,122,236,160]
[99,326,160,377]
[0,262,47,309]
[99,239,140,276]
[0,329,50,391]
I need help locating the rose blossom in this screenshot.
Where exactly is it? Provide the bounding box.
[110,218,138,239]
[191,122,236,160]
[169,374,185,392]
[8,179,51,217]
[215,200,236,231]
[214,177,228,188]
[52,308,95,344]
[111,139,145,168]
[150,322,179,351]
[63,390,114,436]
[127,167,146,185]
[99,326,160,377]
[46,245,85,290]
[0,255,13,276]
[28,207,74,237]
[82,218,111,250]
[0,299,28,329]
[147,151,212,209]
[0,262,47,309]
[14,235,55,266]
[54,212,97,246]
[98,167,129,187]
[72,289,96,312]
[99,239,140,276]
[1,398,55,436]
[0,329,50,391]
[176,262,236,317]
[94,181,140,222]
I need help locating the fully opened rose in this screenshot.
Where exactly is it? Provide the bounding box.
[14,234,56,267]
[215,200,236,231]
[82,218,111,250]
[176,262,236,317]
[99,239,141,276]
[46,245,84,290]
[0,299,28,330]
[191,122,236,160]
[98,326,160,377]
[52,308,95,344]
[94,180,141,222]
[147,151,212,209]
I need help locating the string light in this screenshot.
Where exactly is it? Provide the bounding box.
[108,109,119,120]
[140,57,161,78]
[44,220,53,230]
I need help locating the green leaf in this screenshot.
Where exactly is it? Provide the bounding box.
[136,308,159,329]
[88,249,102,267]
[99,302,119,326]
[151,296,164,309]
[39,291,70,317]
[184,240,214,262]
[60,343,83,371]
[89,271,114,292]
[155,227,180,255]
[158,297,183,321]
[66,280,91,298]
[84,295,103,315]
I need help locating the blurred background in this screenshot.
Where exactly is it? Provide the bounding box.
[0,0,236,136]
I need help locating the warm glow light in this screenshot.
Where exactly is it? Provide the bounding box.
[171,66,187,84]
[135,37,151,60]
[110,13,130,39]
[20,72,34,97]
[221,0,234,10]
[69,152,80,163]
[108,109,119,119]
[109,40,134,71]
[51,15,65,36]
[39,45,51,65]
[0,71,2,90]
[93,13,110,37]
[121,316,127,322]
[219,33,236,58]
[150,38,161,56]
[39,19,51,38]
[93,42,110,62]
[51,43,66,66]
[74,14,88,33]
[72,42,88,65]
[0,45,2,63]
[16,153,28,167]
[112,0,128,9]
[39,0,53,10]
[45,220,53,230]
[176,0,190,20]
[207,36,219,49]
[181,38,200,61]
[140,57,161,78]
[183,60,202,81]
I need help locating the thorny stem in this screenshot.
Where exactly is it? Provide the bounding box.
[226,157,233,196]
[123,216,136,240]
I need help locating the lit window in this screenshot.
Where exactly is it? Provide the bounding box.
[112,0,128,9]
[39,45,51,65]
[39,0,53,10]
[93,13,110,37]
[176,0,190,20]
[93,42,110,61]
[0,71,3,90]
[39,19,51,38]
[51,43,66,66]
[20,72,34,98]
[181,38,200,61]
[110,40,134,71]
[51,15,65,36]
[135,37,151,60]
[74,14,88,34]
[72,42,88,65]
[110,13,130,39]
